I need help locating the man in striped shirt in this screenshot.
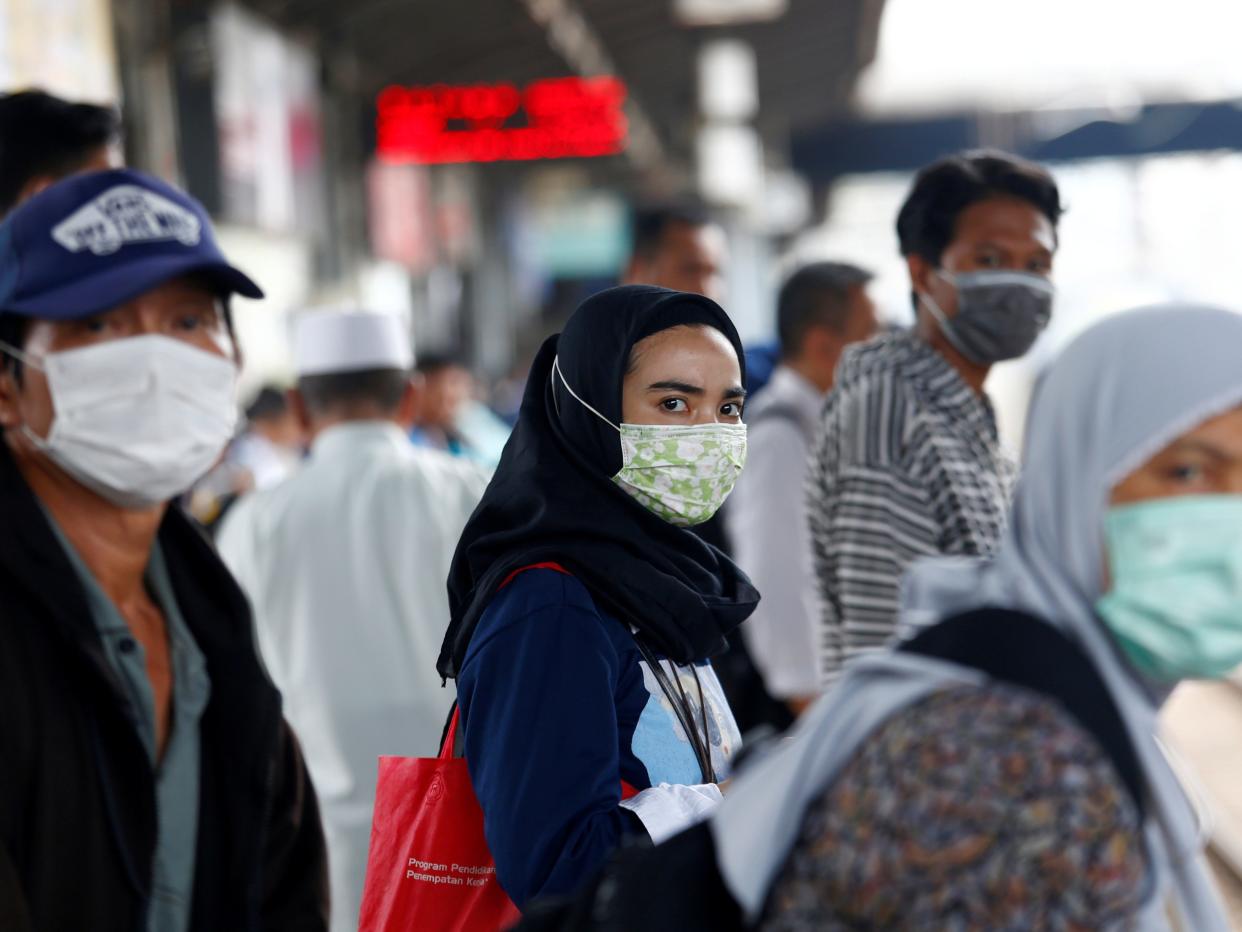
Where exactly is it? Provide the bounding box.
[807,150,1063,685]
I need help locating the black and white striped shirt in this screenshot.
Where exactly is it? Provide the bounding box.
[806,330,1015,685]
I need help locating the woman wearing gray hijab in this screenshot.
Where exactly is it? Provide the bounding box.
[715,302,1242,930]
[518,304,1242,931]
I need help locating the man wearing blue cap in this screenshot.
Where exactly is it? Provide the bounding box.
[0,169,328,931]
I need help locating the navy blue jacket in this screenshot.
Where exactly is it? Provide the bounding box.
[457,567,741,908]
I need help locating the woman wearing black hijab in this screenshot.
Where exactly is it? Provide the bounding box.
[437,285,758,911]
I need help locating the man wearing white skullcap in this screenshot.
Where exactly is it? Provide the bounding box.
[217,310,491,932]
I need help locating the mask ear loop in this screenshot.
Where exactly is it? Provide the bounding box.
[550,364,561,419]
[0,340,42,370]
[552,355,621,434]
[919,289,954,331]
[0,341,53,451]
[918,282,977,364]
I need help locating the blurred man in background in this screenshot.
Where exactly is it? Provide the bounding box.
[230,384,304,490]
[410,352,475,456]
[808,150,1061,686]
[0,169,327,930]
[187,386,304,532]
[623,201,727,303]
[217,310,490,932]
[0,89,119,219]
[412,351,512,467]
[726,262,877,727]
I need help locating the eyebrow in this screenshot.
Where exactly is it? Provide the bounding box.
[973,240,1053,257]
[647,380,703,395]
[646,380,747,400]
[1168,439,1234,462]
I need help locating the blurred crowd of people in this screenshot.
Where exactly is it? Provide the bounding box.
[2,86,1241,932]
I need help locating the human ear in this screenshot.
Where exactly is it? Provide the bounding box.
[396,377,421,429]
[0,364,24,429]
[906,254,936,299]
[287,388,313,435]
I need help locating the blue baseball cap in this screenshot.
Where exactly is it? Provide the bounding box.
[0,168,262,320]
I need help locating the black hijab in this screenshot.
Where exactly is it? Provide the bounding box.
[437,285,759,680]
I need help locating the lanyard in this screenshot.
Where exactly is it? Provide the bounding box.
[633,634,717,785]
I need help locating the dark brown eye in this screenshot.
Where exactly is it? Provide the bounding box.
[1168,464,1206,484]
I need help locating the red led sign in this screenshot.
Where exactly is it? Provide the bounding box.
[376,77,628,165]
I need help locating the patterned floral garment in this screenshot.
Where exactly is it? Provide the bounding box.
[760,685,1148,931]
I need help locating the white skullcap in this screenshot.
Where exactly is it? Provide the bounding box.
[293,309,414,377]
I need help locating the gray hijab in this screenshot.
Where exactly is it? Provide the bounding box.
[713,304,1242,930]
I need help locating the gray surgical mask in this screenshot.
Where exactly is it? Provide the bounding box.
[921,269,1054,365]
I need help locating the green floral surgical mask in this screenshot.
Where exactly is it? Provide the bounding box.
[1096,495,1242,682]
[554,356,747,526]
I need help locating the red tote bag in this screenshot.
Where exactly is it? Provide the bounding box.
[357,709,521,932]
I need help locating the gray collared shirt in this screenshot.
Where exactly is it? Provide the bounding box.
[47,516,211,932]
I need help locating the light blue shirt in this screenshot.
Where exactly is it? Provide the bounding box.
[47,516,211,932]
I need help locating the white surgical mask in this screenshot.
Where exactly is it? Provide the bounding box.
[554,356,746,526]
[1,334,239,509]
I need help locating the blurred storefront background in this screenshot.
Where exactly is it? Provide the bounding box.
[0,0,119,100]
[7,0,1242,426]
[3,0,888,396]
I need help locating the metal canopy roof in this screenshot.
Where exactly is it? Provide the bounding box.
[246,0,885,169]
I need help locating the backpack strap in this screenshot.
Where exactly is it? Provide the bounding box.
[497,561,570,590]
[899,607,1146,819]
[439,560,649,800]
[438,562,573,752]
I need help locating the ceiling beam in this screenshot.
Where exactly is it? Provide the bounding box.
[518,0,667,173]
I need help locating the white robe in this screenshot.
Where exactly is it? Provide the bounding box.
[218,420,490,932]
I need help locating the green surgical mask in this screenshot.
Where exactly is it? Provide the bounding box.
[554,356,747,526]
[1096,495,1242,682]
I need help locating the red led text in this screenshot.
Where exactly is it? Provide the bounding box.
[377,77,629,165]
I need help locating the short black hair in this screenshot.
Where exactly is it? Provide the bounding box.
[415,351,466,376]
[896,149,1063,267]
[297,367,408,416]
[244,385,289,422]
[630,200,713,263]
[777,262,873,357]
[0,90,119,218]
